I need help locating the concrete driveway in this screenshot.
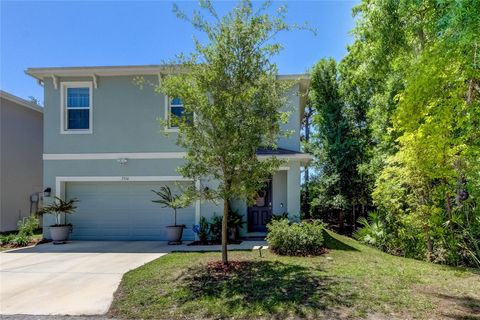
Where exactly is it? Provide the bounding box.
[0,241,169,315]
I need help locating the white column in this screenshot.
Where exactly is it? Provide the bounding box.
[286,161,301,221]
[194,179,201,240]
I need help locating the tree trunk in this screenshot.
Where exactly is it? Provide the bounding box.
[302,105,312,219]
[424,225,433,261]
[222,197,229,265]
[339,209,345,233]
[352,204,356,231]
[445,191,453,222]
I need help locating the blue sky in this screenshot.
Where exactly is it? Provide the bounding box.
[0,0,357,103]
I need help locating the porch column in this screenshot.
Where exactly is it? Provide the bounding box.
[286,161,301,221]
[194,179,201,240]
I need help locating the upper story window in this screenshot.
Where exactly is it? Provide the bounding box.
[165,97,185,131]
[61,82,93,134]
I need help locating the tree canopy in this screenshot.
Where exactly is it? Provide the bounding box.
[306,0,480,267]
[157,0,304,264]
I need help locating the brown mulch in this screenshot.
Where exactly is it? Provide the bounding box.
[0,238,46,251]
[205,260,249,273]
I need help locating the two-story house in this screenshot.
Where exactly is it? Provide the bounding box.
[27,65,311,241]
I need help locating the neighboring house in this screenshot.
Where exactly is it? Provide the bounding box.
[26,65,312,240]
[0,90,43,232]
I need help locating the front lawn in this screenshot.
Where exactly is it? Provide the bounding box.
[109,231,480,319]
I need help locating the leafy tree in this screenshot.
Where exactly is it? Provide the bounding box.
[301,103,314,218]
[308,58,364,232]
[347,0,480,266]
[157,0,306,264]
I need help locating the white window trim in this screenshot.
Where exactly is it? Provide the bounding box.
[60,81,93,134]
[164,95,181,132]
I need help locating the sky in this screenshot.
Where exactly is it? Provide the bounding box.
[0,0,358,103]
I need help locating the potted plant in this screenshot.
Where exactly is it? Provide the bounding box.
[228,209,246,241]
[39,196,78,244]
[152,186,189,244]
[192,216,209,244]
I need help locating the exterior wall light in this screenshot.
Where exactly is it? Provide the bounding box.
[43,188,52,197]
[117,158,128,165]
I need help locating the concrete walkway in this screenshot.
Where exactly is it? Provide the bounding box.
[0,240,266,316]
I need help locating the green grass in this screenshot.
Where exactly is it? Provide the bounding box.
[109,231,480,319]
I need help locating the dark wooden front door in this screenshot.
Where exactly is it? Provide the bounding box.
[248,180,272,232]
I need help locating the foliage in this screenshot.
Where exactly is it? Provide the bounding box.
[271,212,289,221]
[151,0,311,264]
[17,216,39,237]
[192,216,209,244]
[336,0,480,267]
[152,186,190,226]
[353,212,387,250]
[109,231,480,320]
[227,209,245,230]
[306,58,370,229]
[0,234,15,246]
[0,216,40,248]
[266,219,325,256]
[193,211,246,243]
[39,196,78,226]
[11,234,31,247]
[208,214,223,243]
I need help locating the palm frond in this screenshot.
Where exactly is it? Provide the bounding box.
[152,185,187,209]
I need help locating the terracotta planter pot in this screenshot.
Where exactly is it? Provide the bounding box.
[166,225,184,244]
[49,225,72,244]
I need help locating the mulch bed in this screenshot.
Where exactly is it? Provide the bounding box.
[0,238,46,251]
[204,260,250,275]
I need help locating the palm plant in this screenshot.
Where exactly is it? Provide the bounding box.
[152,186,187,226]
[40,196,78,226]
[354,212,387,249]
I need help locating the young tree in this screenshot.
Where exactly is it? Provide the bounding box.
[157,0,304,264]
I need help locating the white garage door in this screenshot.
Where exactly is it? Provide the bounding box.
[65,181,195,240]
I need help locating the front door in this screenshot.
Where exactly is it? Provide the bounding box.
[248,179,272,232]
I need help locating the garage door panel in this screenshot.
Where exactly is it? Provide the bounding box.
[65,181,195,241]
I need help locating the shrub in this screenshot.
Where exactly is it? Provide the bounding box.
[266,219,325,256]
[12,234,31,247]
[353,212,387,249]
[192,216,209,244]
[209,214,223,242]
[227,210,246,230]
[271,212,289,221]
[0,234,15,246]
[17,216,39,237]
[0,216,40,248]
